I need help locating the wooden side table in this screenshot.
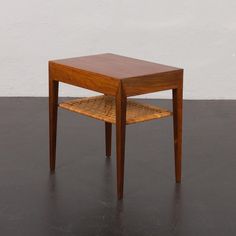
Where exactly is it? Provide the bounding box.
[49,53,183,199]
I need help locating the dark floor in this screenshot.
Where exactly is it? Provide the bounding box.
[0,98,236,236]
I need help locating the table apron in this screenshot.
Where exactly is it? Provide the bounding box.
[123,72,183,96]
[49,63,119,96]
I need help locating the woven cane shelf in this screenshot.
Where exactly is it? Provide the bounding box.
[59,95,172,125]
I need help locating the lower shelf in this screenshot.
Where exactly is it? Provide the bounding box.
[59,95,172,125]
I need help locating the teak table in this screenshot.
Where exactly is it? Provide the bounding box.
[49,53,183,199]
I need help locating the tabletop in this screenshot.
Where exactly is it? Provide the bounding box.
[50,53,181,80]
[49,53,183,96]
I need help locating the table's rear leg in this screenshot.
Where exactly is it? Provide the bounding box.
[116,84,127,200]
[49,79,59,172]
[105,122,112,157]
[172,83,183,183]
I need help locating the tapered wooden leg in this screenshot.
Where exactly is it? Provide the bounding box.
[116,85,127,200]
[49,79,59,172]
[172,83,183,183]
[105,122,112,157]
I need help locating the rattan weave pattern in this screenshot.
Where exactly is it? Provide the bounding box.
[59,95,172,124]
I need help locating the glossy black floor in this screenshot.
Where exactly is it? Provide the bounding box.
[0,98,236,236]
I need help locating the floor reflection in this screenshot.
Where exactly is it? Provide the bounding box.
[170,184,183,234]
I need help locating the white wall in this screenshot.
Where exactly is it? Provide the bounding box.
[0,0,236,99]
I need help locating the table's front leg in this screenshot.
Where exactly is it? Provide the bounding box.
[49,78,59,172]
[116,84,127,200]
[172,81,183,183]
